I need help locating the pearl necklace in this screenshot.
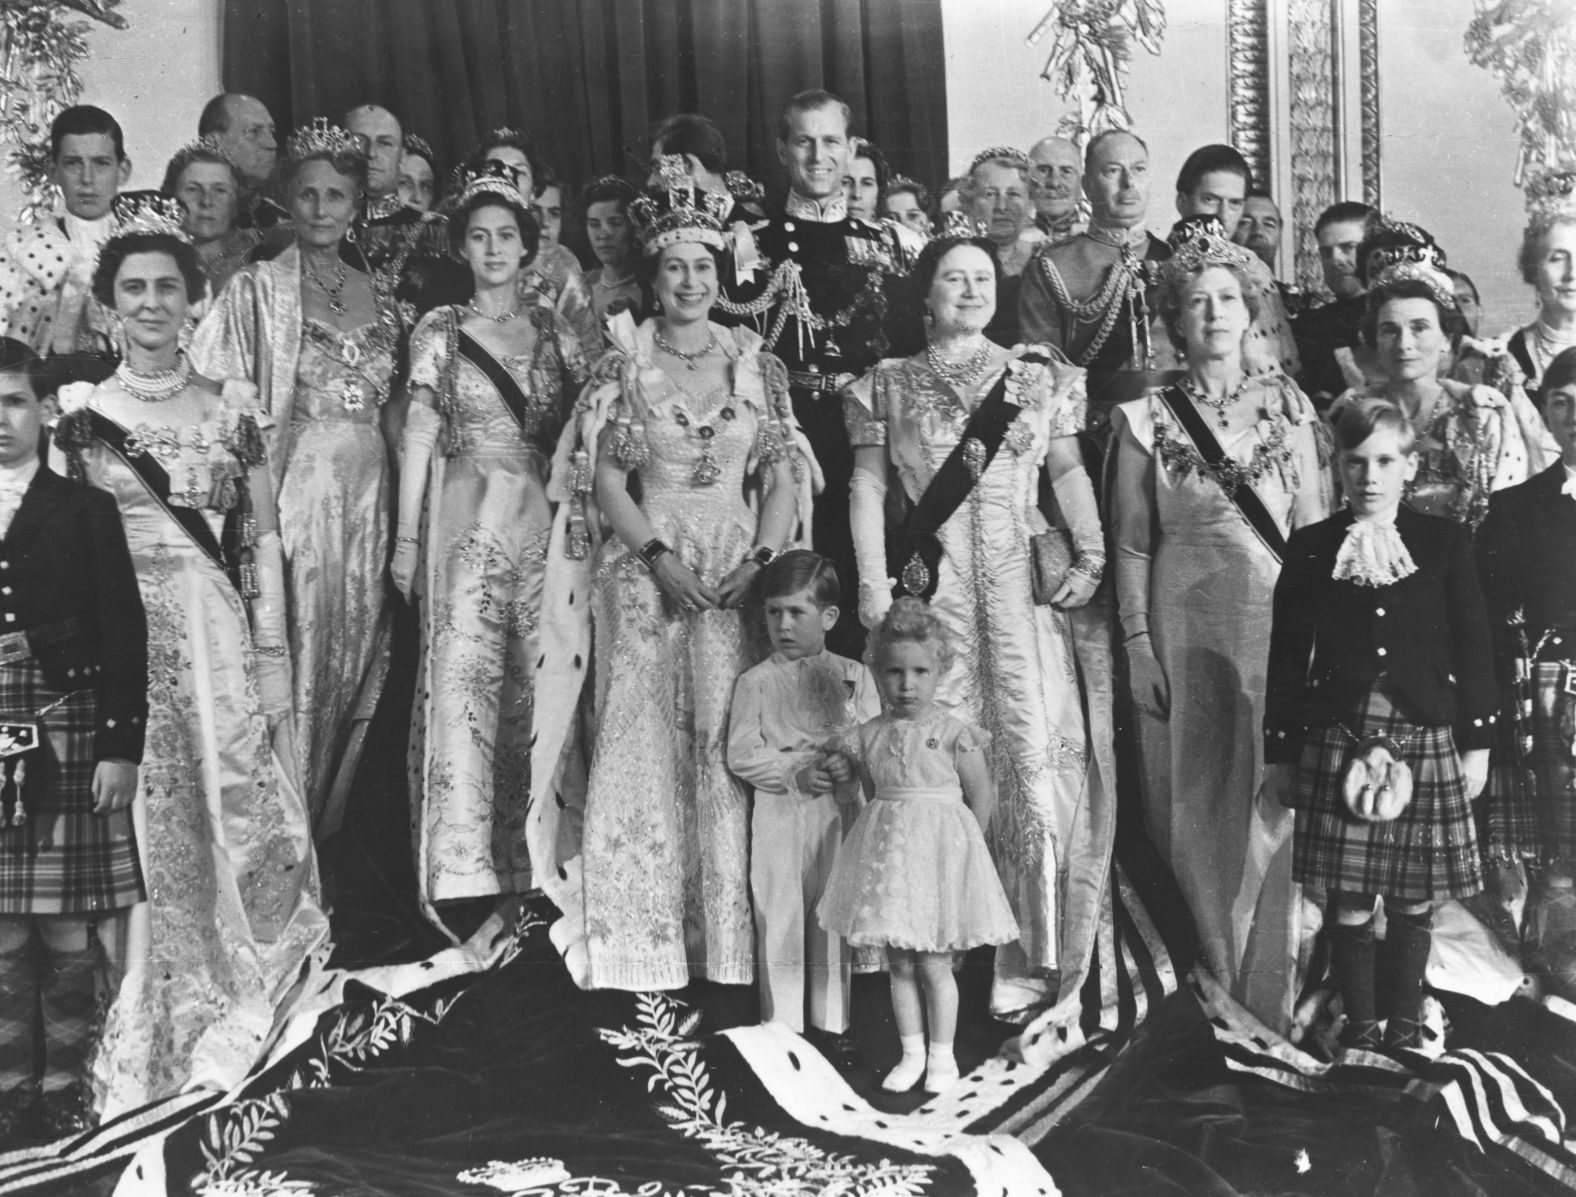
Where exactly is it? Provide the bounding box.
[116,354,193,403]
[468,298,518,324]
[1533,318,1576,372]
[925,337,993,386]
[653,327,719,370]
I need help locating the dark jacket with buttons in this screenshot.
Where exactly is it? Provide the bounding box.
[0,464,147,762]
[1263,505,1497,764]
[1477,464,1576,672]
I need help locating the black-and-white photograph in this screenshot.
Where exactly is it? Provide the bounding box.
[0,0,1569,1192]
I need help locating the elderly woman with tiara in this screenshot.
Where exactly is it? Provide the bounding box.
[192,119,400,842]
[529,178,813,991]
[52,192,326,1117]
[391,162,587,939]
[1109,221,1332,1035]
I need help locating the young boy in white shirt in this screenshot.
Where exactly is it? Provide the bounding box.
[727,552,878,1056]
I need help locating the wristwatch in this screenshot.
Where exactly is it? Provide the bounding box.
[743,545,777,568]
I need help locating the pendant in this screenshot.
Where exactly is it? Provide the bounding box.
[692,451,721,487]
[687,359,698,371]
[900,552,930,597]
[342,380,368,413]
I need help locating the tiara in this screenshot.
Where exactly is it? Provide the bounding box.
[1526,169,1576,230]
[164,136,235,180]
[402,133,434,162]
[1364,215,1447,274]
[968,146,1031,176]
[724,169,764,204]
[888,174,923,193]
[1371,260,1457,309]
[287,118,362,163]
[109,190,191,243]
[447,160,527,210]
[629,175,731,255]
[939,209,987,239]
[1158,220,1253,287]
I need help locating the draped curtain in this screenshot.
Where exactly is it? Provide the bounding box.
[222,0,949,200]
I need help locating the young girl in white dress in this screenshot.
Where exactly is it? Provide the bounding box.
[817,598,1018,1093]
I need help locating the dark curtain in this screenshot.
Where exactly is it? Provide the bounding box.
[221,0,949,199]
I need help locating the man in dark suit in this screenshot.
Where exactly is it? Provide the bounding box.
[0,337,146,1139]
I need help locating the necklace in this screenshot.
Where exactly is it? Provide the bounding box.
[116,354,193,403]
[925,337,994,386]
[1180,373,1251,430]
[653,327,719,370]
[672,386,737,486]
[468,298,517,324]
[303,258,349,316]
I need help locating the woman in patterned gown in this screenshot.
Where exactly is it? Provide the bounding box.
[528,184,812,991]
[51,199,326,1118]
[845,232,1115,1022]
[390,165,586,939]
[1110,225,1331,1035]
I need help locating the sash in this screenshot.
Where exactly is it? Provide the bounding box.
[1507,329,1537,384]
[459,330,535,436]
[82,408,241,589]
[1158,385,1287,563]
[888,353,1047,600]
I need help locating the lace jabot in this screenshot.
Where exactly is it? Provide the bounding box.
[1332,516,1417,588]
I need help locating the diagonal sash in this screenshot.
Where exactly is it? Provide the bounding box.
[81,408,240,587]
[888,352,1051,599]
[1158,385,1287,563]
[459,330,536,435]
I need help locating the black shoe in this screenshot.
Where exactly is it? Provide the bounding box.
[0,1086,37,1144]
[806,1027,864,1071]
[38,1084,92,1140]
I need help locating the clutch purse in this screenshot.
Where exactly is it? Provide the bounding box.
[1029,528,1075,606]
[1341,735,1414,823]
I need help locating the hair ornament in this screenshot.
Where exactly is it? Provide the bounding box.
[109,190,191,244]
[1526,168,1576,232]
[1361,214,1455,307]
[629,176,732,256]
[888,173,922,194]
[968,145,1031,176]
[401,133,435,163]
[1157,217,1253,289]
[164,135,236,179]
[287,117,363,164]
[1370,260,1458,309]
[724,169,764,203]
[447,160,527,211]
[939,209,988,239]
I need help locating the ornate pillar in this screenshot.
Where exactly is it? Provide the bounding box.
[1227,0,1270,194]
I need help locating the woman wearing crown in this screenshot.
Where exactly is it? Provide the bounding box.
[528,181,812,991]
[390,165,587,939]
[843,226,1113,1023]
[50,192,327,1117]
[192,120,398,841]
[1109,224,1331,1034]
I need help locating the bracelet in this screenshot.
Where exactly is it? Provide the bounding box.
[638,538,672,570]
[742,545,777,568]
[254,644,288,658]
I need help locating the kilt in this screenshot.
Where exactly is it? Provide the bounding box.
[1291,678,1482,900]
[1525,660,1576,867]
[0,658,143,915]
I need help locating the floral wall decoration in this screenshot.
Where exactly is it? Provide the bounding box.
[1027,0,1168,144]
[0,0,126,223]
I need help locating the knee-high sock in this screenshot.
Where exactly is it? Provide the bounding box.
[1328,918,1377,1029]
[1379,905,1433,1030]
[39,945,98,1093]
[0,935,36,1091]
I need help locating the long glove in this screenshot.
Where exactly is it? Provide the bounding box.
[849,464,892,629]
[391,402,439,600]
[1048,463,1105,586]
[250,528,294,727]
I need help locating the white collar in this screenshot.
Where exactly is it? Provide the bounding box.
[784,192,847,223]
[770,647,833,668]
[62,211,115,250]
[1561,461,1576,498]
[0,457,40,490]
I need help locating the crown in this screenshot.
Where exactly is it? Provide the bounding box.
[286,118,363,163]
[164,136,235,181]
[109,190,191,243]
[939,209,987,239]
[401,133,434,163]
[447,160,527,210]
[968,146,1031,176]
[630,165,732,255]
[1158,217,1253,287]
[1526,168,1576,230]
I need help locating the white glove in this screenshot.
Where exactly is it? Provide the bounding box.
[850,465,892,629]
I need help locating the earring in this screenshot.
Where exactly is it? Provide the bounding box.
[109,311,127,359]
[923,304,934,323]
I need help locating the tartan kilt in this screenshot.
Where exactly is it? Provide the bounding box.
[1526,661,1576,867]
[1479,683,1544,865]
[1291,679,1482,900]
[0,659,143,915]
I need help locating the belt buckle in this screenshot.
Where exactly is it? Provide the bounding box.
[1563,664,1576,696]
[0,632,28,666]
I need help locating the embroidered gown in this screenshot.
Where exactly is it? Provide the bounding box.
[52,380,328,1119]
[1110,378,1331,1032]
[529,319,812,991]
[844,348,1119,1018]
[406,306,586,930]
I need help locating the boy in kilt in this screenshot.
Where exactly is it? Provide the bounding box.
[0,337,146,1138]
[1262,397,1497,1052]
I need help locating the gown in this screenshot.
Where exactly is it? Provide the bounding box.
[52,380,328,1119]
[530,318,812,992]
[406,306,585,929]
[278,318,395,827]
[844,348,1118,1018]
[1110,377,1331,1033]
